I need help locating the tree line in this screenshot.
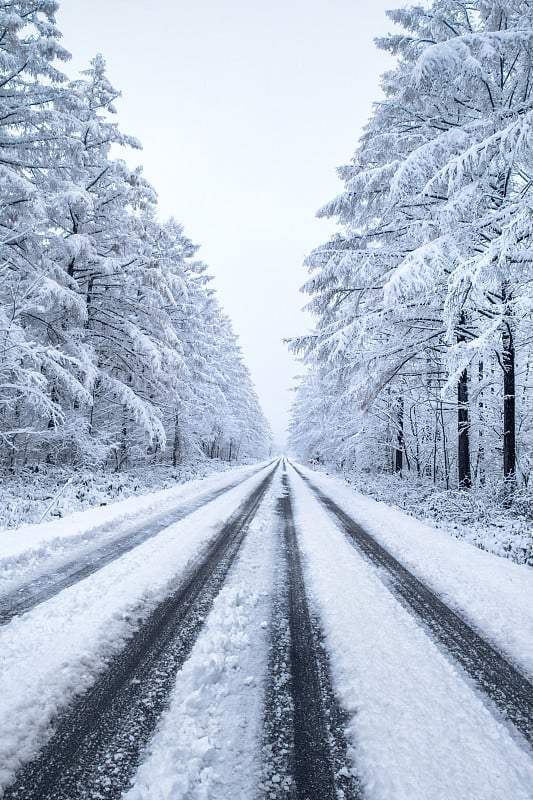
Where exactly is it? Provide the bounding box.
[0,1,271,473]
[289,0,533,496]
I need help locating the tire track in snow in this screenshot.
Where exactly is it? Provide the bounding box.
[0,463,273,626]
[291,462,533,749]
[260,465,362,799]
[2,463,278,800]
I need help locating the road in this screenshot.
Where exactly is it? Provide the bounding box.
[0,459,531,799]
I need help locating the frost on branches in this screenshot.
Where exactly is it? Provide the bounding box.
[0,1,271,480]
[290,1,533,518]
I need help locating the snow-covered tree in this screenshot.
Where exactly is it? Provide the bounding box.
[0,2,271,472]
[381,0,533,489]
[0,0,91,468]
[290,0,533,494]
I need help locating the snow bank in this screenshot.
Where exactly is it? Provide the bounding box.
[0,461,269,564]
[0,460,242,532]
[328,467,533,565]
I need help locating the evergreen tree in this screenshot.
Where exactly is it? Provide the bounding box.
[0,0,89,467]
[290,0,533,493]
[0,3,272,472]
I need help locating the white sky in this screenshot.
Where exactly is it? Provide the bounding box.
[56,0,394,449]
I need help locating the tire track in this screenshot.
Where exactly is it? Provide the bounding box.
[261,467,362,799]
[291,462,533,749]
[2,463,278,800]
[0,463,274,626]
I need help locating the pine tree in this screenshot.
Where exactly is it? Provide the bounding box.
[0,0,90,467]
[291,0,533,494]
[0,4,272,474]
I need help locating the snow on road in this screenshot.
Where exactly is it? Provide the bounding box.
[288,465,533,800]
[125,470,281,800]
[0,460,271,596]
[296,462,533,678]
[0,463,274,792]
[1,457,532,799]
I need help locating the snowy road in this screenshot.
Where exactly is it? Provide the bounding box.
[0,461,276,625]
[293,463,533,746]
[0,459,532,799]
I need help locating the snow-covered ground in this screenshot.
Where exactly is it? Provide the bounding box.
[1,458,531,799]
[125,472,281,800]
[0,460,270,599]
[324,467,533,565]
[288,464,533,800]
[0,463,274,792]
[0,459,244,532]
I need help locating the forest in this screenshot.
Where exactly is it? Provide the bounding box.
[0,5,531,794]
[0,0,272,492]
[289,0,533,543]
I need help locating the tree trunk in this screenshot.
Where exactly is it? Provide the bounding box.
[172,413,180,467]
[409,404,421,476]
[47,386,58,430]
[475,360,485,486]
[394,396,404,474]
[116,407,128,471]
[457,366,471,488]
[502,320,516,485]
[439,399,450,489]
[457,317,471,489]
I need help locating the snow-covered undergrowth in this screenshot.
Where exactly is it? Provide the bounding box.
[0,458,242,533]
[316,467,533,566]
[0,461,270,601]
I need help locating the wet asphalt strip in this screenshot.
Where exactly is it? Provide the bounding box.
[291,463,533,750]
[0,462,275,626]
[2,463,278,800]
[260,466,362,799]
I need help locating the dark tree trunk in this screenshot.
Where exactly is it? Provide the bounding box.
[439,400,450,490]
[88,378,99,436]
[475,360,485,486]
[502,320,516,485]
[457,366,471,488]
[394,396,404,474]
[172,413,180,467]
[117,408,128,471]
[457,316,471,489]
[47,386,58,430]
[85,277,94,329]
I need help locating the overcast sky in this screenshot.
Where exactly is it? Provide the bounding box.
[56,0,394,449]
